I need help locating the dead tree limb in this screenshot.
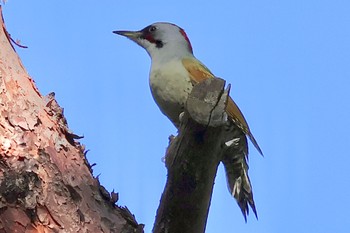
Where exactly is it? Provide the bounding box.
[153,78,229,233]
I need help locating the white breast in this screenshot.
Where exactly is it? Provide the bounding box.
[149,59,193,127]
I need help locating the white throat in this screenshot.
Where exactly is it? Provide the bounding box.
[147,42,193,66]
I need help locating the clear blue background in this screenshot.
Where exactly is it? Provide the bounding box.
[4,1,350,232]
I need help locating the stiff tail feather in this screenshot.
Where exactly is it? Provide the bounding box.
[222,123,257,221]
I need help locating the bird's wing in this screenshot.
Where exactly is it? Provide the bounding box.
[182,57,263,155]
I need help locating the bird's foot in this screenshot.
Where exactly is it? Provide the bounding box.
[225,138,240,147]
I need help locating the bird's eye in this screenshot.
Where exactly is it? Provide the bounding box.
[149,26,157,32]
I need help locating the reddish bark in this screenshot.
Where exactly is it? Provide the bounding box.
[0,7,143,233]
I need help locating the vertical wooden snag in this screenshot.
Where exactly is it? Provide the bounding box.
[153,78,229,233]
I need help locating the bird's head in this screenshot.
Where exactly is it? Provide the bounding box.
[114,22,193,61]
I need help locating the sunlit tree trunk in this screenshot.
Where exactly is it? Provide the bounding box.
[0,7,143,233]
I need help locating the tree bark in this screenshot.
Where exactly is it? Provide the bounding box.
[153,78,230,233]
[0,7,143,233]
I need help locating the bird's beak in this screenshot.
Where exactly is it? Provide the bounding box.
[113,30,143,40]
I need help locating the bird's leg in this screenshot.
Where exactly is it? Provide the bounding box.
[178,111,185,124]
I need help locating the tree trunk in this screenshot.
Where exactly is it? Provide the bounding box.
[153,78,230,233]
[0,7,143,233]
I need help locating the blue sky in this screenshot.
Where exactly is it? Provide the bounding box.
[4,1,350,232]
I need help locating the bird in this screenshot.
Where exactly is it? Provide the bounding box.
[113,22,263,221]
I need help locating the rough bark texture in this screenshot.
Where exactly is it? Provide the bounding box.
[0,7,143,233]
[153,78,229,233]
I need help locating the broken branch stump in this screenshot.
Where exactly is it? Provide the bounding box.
[153,78,229,233]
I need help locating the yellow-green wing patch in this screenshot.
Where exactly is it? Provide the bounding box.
[182,58,263,155]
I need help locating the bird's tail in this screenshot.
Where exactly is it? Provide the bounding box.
[222,124,257,221]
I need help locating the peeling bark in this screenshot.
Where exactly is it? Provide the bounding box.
[0,7,143,233]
